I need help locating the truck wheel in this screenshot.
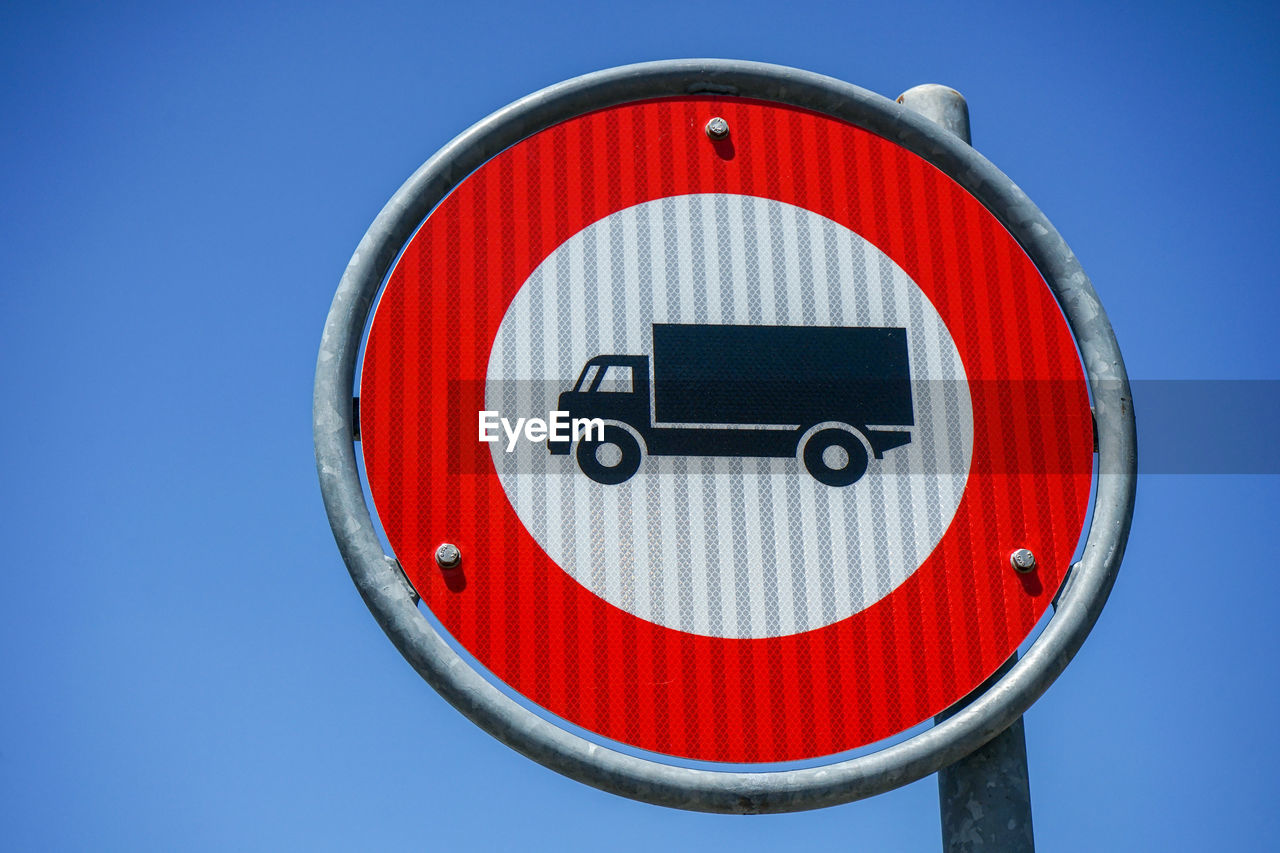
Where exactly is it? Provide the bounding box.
[576,425,642,485]
[802,427,869,487]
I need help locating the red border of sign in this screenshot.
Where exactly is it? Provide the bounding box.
[360,96,1093,763]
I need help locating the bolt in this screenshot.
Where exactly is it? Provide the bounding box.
[1010,548,1036,573]
[705,116,729,140]
[435,543,462,569]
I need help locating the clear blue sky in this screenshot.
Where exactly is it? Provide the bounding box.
[3,1,1278,850]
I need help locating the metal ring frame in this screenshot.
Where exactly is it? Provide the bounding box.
[313,59,1136,814]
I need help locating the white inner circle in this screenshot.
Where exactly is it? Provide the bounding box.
[487,194,973,639]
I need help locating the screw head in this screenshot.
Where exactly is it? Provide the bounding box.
[1010,548,1037,573]
[435,543,462,569]
[705,116,729,140]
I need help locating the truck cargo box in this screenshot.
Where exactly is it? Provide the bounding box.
[651,324,913,428]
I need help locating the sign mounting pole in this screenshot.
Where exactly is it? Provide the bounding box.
[898,82,1035,853]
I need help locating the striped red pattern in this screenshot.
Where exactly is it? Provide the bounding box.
[359,97,1093,763]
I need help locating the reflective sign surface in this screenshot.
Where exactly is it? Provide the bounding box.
[359,97,1093,763]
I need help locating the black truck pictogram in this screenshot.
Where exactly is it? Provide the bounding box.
[548,324,913,486]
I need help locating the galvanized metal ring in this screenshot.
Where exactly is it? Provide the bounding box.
[313,58,1136,814]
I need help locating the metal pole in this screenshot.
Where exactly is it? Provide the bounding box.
[897,84,972,145]
[933,656,1035,851]
[897,83,1036,853]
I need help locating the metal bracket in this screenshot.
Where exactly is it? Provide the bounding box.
[385,555,419,605]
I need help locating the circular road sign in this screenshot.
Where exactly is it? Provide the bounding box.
[315,60,1135,812]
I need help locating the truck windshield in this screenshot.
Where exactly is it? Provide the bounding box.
[597,365,633,393]
[573,364,600,392]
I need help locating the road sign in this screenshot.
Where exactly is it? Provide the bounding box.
[316,60,1134,809]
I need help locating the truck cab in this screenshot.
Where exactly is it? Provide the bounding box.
[547,355,650,456]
